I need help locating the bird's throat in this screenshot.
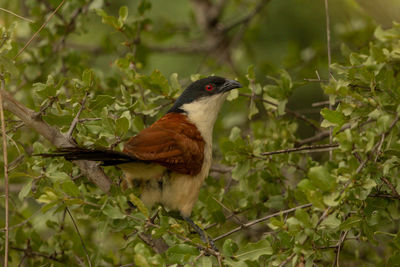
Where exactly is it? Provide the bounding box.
[180,93,228,145]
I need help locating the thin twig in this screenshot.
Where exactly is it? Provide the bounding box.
[324,0,333,160]
[11,246,63,262]
[380,177,400,200]
[66,207,92,267]
[34,95,58,119]
[67,92,88,139]
[304,78,329,83]
[0,77,9,267]
[213,203,312,242]
[311,100,331,107]
[14,0,66,59]
[240,93,320,130]
[78,118,101,122]
[0,7,34,23]
[0,208,41,232]
[262,144,338,156]
[333,230,349,267]
[212,197,246,225]
[223,0,272,32]
[279,252,296,267]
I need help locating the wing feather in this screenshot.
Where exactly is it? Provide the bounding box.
[123,113,205,175]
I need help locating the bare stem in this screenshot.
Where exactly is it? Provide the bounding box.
[67,92,88,139]
[0,77,9,267]
[66,207,92,267]
[262,144,338,156]
[223,0,272,32]
[324,0,333,161]
[213,203,312,242]
[14,0,66,59]
[239,93,320,130]
[0,7,34,23]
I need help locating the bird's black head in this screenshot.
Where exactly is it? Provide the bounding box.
[168,76,242,113]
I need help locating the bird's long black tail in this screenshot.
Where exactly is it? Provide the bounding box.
[37,147,136,166]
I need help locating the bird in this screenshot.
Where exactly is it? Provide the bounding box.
[39,76,242,249]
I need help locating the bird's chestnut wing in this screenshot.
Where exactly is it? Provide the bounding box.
[123,113,205,176]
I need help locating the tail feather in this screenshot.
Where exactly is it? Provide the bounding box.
[37,147,136,166]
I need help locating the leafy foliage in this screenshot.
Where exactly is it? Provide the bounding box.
[0,0,400,266]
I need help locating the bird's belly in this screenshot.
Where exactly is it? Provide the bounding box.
[119,158,210,217]
[162,172,206,217]
[120,162,166,183]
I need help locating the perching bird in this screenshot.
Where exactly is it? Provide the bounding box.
[39,76,241,248]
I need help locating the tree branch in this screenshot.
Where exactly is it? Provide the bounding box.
[213,203,312,242]
[0,87,112,192]
[261,144,338,156]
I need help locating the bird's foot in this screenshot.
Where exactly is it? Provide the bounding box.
[183,216,218,253]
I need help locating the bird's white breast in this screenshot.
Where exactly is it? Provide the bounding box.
[181,93,228,146]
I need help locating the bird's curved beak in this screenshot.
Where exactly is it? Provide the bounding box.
[220,79,242,93]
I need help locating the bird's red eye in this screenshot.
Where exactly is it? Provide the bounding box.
[205,84,214,91]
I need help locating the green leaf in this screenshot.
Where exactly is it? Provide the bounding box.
[90,95,115,109]
[321,108,346,125]
[46,171,71,182]
[235,239,273,261]
[116,117,129,136]
[246,65,255,81]
[119,6,128,24]
[61,180,80,197]
[166,244,199,264]
[320,213,341,229]
[229,126,242,142]
[129,193,149,217]
[227,88,239,101]
[138,0,152,15]
[197,257,213,267]
[18,180,33,200]
[102,204,126,219]
[232,160,250,180]
[169,73,181,91]
[308,166,336,192]
[82,69,94,88]
[340,216,362,230]
[277,99,287,115]
[96,9,120,29]
[222,239,238,257]
[248,100,259,120]
[0,54,19,76]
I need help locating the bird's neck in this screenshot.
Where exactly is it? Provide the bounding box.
[180,93,228,145]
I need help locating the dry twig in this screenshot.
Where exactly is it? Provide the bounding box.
[67,92,88,139]
[213,203,312,242]
[14,0,66,59]
[262,144,338,156]
[66,207,92,267]
[239,93,320,130]
[0,77,10,267]
[0,7,34,23]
